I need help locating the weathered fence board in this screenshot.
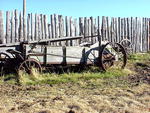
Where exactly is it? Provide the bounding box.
[0,10,150,53]
[19,12,23,42]
[6,11,11,43]
[15,10,19,42]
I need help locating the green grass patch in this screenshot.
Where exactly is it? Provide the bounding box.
[128,53,150,62]
[16,67,132,85]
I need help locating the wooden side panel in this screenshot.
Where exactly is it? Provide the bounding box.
[47,46,63,64]
[66,47,84,63]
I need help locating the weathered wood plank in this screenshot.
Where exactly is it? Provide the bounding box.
[44,15,48,39]
[130,17,134,52]
[65,16,70,46]
[133,18,137,53]
[58,15,63,38]
[114,18,118,42]
[134,17,138,52]
[90,17,94,44]
[106,17,110,42]
[121,18,124,43]
[70,17,75,46]
[27,14,31,41]
[23,12,27,41]
[19,12,23,42]
[93,18,98,43]
[136,17,141,52]
[51,14,55,38]
[74,18,78,45]
[54,14,59,38]
[11,11,15,43]
[101,16,106,41]
[139,18,142,52]
[110,17,115,43]
[0,10,4,44]
[118,17,121,42]
[15,10,19,42]
[40,14,45,39]
[31,13,34,41]
[88,18,91,43]
[48,23,52,39]
[38,14,42,40]
[6,11,11,43]
[79,17,84,43]
[84,17,88,42]
[97,16,101,46]
[34,14,38,41]
[23,0,26,41]
[147,18,150,51]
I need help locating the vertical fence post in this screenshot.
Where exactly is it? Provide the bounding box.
[27,14,31,41]
[0,11,5,44]
[11,11,15,43]
[6,11,11,43]
[15,10,19,42]
[23,0,27,41]
[19,12,23,42]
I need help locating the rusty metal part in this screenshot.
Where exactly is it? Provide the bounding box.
[18,58,42,74]
[99,42,127,71]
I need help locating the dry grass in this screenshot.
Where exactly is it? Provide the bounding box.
[0,53,150,113]
[0,83,149,113]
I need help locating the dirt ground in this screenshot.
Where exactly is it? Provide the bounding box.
[0,63,150,113]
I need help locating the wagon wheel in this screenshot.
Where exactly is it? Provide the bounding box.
[18,58,42,74]
[120,39,132,54]
[0,52,11,75]
[99,42,127,71]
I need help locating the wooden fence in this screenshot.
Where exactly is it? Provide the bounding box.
[0,10,150,53]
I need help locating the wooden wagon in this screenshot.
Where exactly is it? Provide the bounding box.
[0,36,127,75]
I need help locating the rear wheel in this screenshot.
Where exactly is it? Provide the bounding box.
[99,42,127,71]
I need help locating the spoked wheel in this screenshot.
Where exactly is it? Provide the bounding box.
[99,42,127,71]
[0,52,11,75]
[120,39,132,54]
[18,58,42,74]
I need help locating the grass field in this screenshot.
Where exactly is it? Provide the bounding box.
[0,53,150,113]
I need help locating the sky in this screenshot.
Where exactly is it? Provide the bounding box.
[0,0,150,18]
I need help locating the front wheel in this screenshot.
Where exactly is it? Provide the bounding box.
[18,58,42,74]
